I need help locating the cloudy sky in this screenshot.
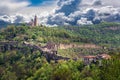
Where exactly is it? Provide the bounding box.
[0,0,57,15]
[0,0,120,26]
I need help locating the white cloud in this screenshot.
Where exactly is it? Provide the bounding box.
[45,0,120,26]
[77,18,93,25]
[0,0,30,15]
[81,0,120,7]
[101,0,120,7]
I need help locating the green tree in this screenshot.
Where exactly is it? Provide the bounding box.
[1,71,17,80]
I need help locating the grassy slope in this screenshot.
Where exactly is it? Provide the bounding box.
[1,22,120,46]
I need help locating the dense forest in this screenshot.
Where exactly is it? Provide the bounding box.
[0,22,120,80]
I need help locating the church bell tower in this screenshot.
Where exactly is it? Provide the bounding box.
[34,15,38,26]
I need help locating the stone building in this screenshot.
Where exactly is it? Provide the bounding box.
[83,55,96,65]
[34,15,38,26]
[83,54,111,65]
[29,15,38,26]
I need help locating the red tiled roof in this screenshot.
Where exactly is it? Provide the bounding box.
[99,54,111,59]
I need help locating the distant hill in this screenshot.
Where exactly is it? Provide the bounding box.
[0,20,25,29]
[0,20,10,28]
[0,22,120,47]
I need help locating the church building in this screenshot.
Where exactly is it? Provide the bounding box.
[29,15,38,26]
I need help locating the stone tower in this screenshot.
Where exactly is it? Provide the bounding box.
[34,15,38,26]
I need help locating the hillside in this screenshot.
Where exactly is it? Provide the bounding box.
[0,22,120,80]
[1,22,120,45]
[0,22,120,57]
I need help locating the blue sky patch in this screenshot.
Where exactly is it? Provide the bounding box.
[29,0,54,6]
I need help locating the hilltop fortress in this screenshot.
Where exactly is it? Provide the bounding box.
[29,15,38,26]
